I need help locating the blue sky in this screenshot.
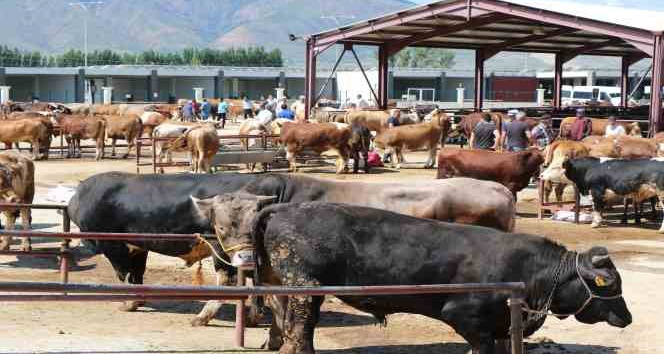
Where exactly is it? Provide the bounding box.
[411,0,663,11]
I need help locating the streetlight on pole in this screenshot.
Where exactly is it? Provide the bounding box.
[68,1,104,68]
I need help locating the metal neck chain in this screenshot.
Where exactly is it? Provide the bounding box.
[525,251,572,324]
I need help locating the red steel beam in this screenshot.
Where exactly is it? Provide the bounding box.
[378,45,389,109]
[560,38,625,63]
[484,28,578,59]
[650,35,664,135]
[305,39,316,120]
[553,53,563,110]
[472,0,654,47]
[386,13,511,56]
[475,49,485,111]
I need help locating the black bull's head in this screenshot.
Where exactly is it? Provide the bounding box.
[552,247,632,328]
[191,192,277,267]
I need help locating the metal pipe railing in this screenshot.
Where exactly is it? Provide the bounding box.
[0,280,526,354]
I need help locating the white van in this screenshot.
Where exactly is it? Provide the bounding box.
[561,86,622,106]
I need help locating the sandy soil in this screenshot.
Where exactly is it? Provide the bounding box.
[0,139,662,354]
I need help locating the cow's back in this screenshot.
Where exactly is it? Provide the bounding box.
[68,172,263,233]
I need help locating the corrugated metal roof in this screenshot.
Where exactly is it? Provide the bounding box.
[507,0,664,32]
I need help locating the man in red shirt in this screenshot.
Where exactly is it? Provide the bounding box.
[569,108,592,141]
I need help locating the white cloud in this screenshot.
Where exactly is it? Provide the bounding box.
[606,0,624,6]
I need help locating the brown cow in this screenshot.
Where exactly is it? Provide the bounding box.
[582,136,656,159]
[102,114,142,158]
[52,114,106,160]
[0,118,51,160]
[139,112,167,138]
[437,148,544,200]
[540,140,590,202]
[559,117,642,138]
[373,109,450,169]
[0,151,34,251]
[183,125,220,174]
[280,122,352,174]
[93,104,121,116]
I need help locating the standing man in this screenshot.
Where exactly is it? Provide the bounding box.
[531,114,553,149]
[242,95,253,119]
[277,104,295,120]
[217,98,230,129]
[383,109,401,163]
[568,108,593,141]
[355,94,369,109]
[182,100,194,122]
[502,111,532,152]
[200,99,211,121]
[604,116,625,137]
[469,113,499,150]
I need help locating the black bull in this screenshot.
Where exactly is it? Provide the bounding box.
[243,201,631,354]
[67,172,514,325]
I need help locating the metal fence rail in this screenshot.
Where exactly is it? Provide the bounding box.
[0,280,526,354]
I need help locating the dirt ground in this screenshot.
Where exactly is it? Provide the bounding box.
[1,134,663,354]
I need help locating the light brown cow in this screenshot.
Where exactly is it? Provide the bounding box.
[280,122,352,174]
[93,104,121,116]
[559,117,642,138]
[373,109,450,169]
[183,125,220,174]
[102,114,142,158]
[540,140,590,202]
[140,112,167,138]
[52,114,106,160]
[0,151,34,251]
[0,118,51,160]
[582,135,657,159]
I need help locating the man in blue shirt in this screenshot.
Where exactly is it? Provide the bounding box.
[277,104,295,120]
[182,101,194,122]
[383,109,401,163]
[217,98,230,128]
[200,99,211,120]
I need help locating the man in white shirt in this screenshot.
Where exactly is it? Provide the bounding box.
[256,103,274,126]
[355,94,369,109]
[604,116,625,137]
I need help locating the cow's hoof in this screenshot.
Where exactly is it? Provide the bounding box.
[591,222,601,228]
[190,316,210,327]
[119,300,142,312]
[111,152,116,157]
[658,228,664,234]
[395,164,401,170]
[122,154,129,159]
[20,244,31,252]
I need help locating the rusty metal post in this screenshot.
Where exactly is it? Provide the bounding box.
[152,138,158,174]
[60,208,71,284]
[235,267,246,348]
[378,44,389,109]
[537,179,544,220]
[621,56,630,108]
[508,294,524,354]
[474,49,485,111]
[60,131,65,158]
[136,138,141,174]
[650,34,664,135]
[574,186,580,224]
[304,39,316,121]
[553,54,563,110]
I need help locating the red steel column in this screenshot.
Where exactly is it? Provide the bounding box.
[620,56,630,108]
[305,39,317,121]
[650,34,664,135]
[474,49,485,111]
[378,45,389,109]
[553,54,563,110]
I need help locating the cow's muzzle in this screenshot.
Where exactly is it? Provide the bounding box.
[231,249,255,267]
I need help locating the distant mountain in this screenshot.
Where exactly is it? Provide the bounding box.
[0,0,414,65]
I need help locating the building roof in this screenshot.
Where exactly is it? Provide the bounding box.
[309,0,656,60]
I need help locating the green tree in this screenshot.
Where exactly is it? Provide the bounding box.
[389,48,455,69]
